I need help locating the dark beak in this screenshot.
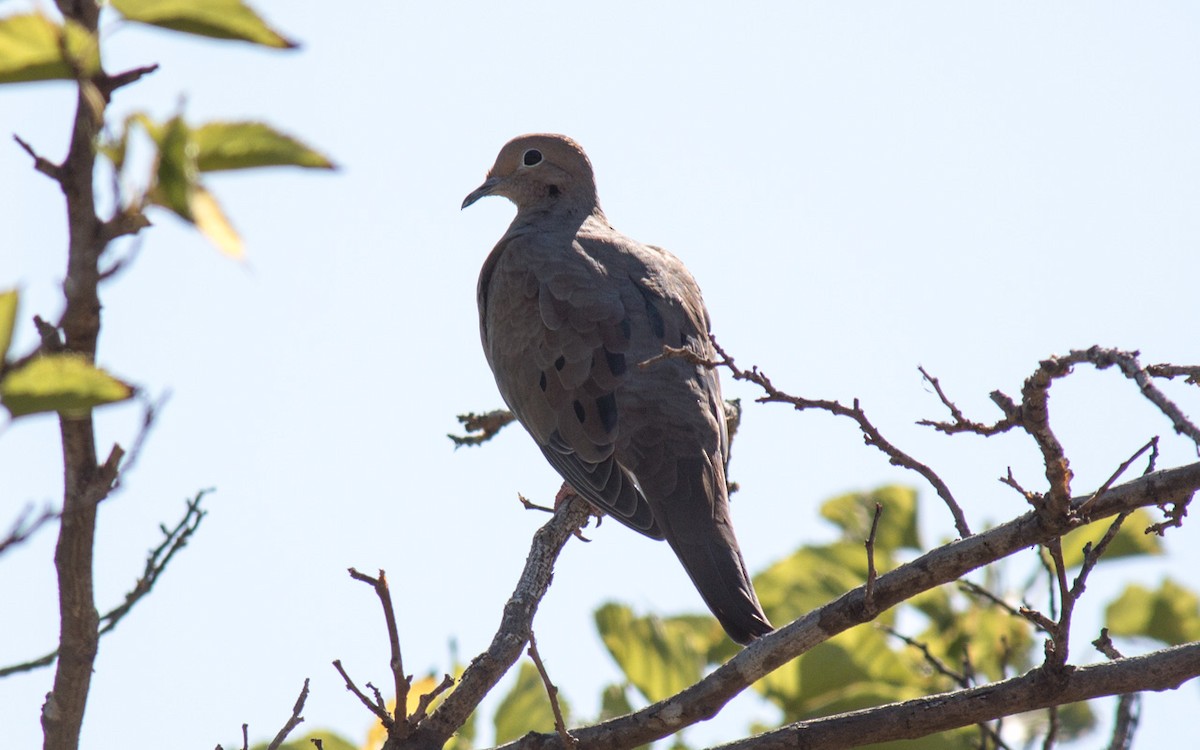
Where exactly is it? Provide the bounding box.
[462,176,502,210]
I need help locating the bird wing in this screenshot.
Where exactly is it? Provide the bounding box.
[478,224,663,537]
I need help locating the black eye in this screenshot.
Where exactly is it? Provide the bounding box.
[523,148,543,167]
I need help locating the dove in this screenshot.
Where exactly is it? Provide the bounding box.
[463,134,772,644]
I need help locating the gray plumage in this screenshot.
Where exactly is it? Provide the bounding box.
[463,134,772,645]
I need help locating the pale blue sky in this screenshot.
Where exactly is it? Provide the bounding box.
[2,2,1199,748]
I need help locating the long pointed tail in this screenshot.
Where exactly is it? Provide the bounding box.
[665,523,773,645]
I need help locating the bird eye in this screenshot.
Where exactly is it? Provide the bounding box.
[522,149,543,167]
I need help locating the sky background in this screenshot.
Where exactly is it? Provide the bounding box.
[2,2,1199,748]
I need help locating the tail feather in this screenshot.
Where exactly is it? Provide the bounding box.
[665,529,773,645]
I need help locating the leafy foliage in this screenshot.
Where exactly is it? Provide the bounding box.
[0,13,98,83]
[111,0,297,48]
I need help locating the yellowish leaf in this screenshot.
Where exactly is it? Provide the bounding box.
[190,186,244,259]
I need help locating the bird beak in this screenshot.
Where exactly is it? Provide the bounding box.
[462,176,503,210]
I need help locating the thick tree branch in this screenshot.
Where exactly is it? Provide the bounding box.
[491,461,1200,750]
[393,495,592,750]
[709,643,1200,750]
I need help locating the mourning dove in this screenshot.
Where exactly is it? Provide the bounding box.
[463,134,772,645]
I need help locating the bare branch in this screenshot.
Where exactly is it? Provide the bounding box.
[653,338,973,538]
[333,659,393,727]
[13,134,64,182]
[265,678,310,750]
[863,503,882,612]
[527,632,577,749]
[98,63,159,97]
[409,675,454,725]
[917,365,1018,436]
[347,568,409,728]
[0,491,207,678]
[398,495,592,750]
[0,504,56,557]
[1078,439,1158,517]
[492,462,1200,750]
[703,643,1200,750]
[1147,363,1200,386]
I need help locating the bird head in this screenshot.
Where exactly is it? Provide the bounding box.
[462,133,599,215]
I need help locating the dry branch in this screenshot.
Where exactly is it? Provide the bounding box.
[391,495,592,750]
[710,643,1199,750]
[489,461,1200,750]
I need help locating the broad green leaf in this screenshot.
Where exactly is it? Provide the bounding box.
[0,288,17,360]
[111,0,297,48]
[1,353,134,417]
[1058,508,1163,569]
[0,13,99,84]
[754,542,883,625]
[190,185,244,259]
[249,729,356,750]
[193,121,335,172]
[757,627,920,721]
[599,684,634,721]
[492,661,567,745]
[820,486,921,551]
[1106,578,1200,646]
[149,115,198,219]
[594,603,707,702]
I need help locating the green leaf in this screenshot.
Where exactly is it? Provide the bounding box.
[820,486,921,551]
[192,121,335,172]
[599,684,634,721]
[594,603,708,702]
[1,353,134,418]
[754,542,883,625]
[150,115,198,220]
[1058,508,1163,569]
[757,626,920,721]
[1106,578,1200,646]
[492,661,567,744]
[0,13,99,84]
[111,0,297,48]
[0,288,17,361]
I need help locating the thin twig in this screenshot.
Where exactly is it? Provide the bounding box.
[99,63,159,97]
[959,581,1051,635]
[880,624,966,686]
[1147,363,1200,385]
[1078,439,1157,517]
[917,365,1018,436]
[12,133,63,181]
[646,339,972,537]
[527,632,577,749]
[409,674,455,725]
[348,568,409,726]
[863,503,883,612]
[333,659,393,727]
[0,491,208,677]
[265,678,310,750]
[0,504,57,557]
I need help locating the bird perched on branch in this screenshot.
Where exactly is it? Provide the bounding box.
[462,134,772,645]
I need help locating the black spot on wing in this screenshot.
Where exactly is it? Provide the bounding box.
[573,400,586,423]
[605,349,627,376]
[634,283,666,339]
[554,355,566,371]
[596,393,618,433]
[539,372,547,391]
